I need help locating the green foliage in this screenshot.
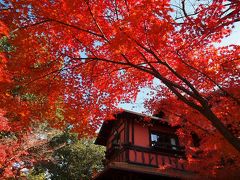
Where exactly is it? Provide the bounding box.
[10,85,23,96]
[21,93,38,101]
[49,131,77,147]
[30,132,105,180]
[55,99,65,122]
[27,171,46,180]
[55,107,64,122]
[0,36,14,52]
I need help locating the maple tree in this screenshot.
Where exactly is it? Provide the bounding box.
[0,0,240,177]
[145,86,240,177]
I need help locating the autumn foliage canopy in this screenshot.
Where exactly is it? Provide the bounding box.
[0,0,240,178]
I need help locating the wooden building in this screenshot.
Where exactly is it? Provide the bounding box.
[94,110,196,180]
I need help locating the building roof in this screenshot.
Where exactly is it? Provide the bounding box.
[95,109,169,146]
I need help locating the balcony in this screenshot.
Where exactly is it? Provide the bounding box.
[105,143,186,171]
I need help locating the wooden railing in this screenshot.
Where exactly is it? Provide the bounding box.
[105,144,186,170]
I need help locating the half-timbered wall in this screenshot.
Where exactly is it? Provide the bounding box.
[105,116,186,171]
[131,121,149,147]
[106,118,125,150]
[126,119,185,170]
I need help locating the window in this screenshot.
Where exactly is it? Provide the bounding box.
[150,132,180,151]
[112,130,120,146]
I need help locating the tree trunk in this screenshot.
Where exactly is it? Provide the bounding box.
[201,107,240,152]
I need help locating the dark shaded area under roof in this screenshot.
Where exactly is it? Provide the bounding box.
[94,166,180,180]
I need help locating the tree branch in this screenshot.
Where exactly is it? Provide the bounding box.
[85,1,109,41]
[176,51,240,106]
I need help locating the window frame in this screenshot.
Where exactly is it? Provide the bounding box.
[149,131,181,153]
